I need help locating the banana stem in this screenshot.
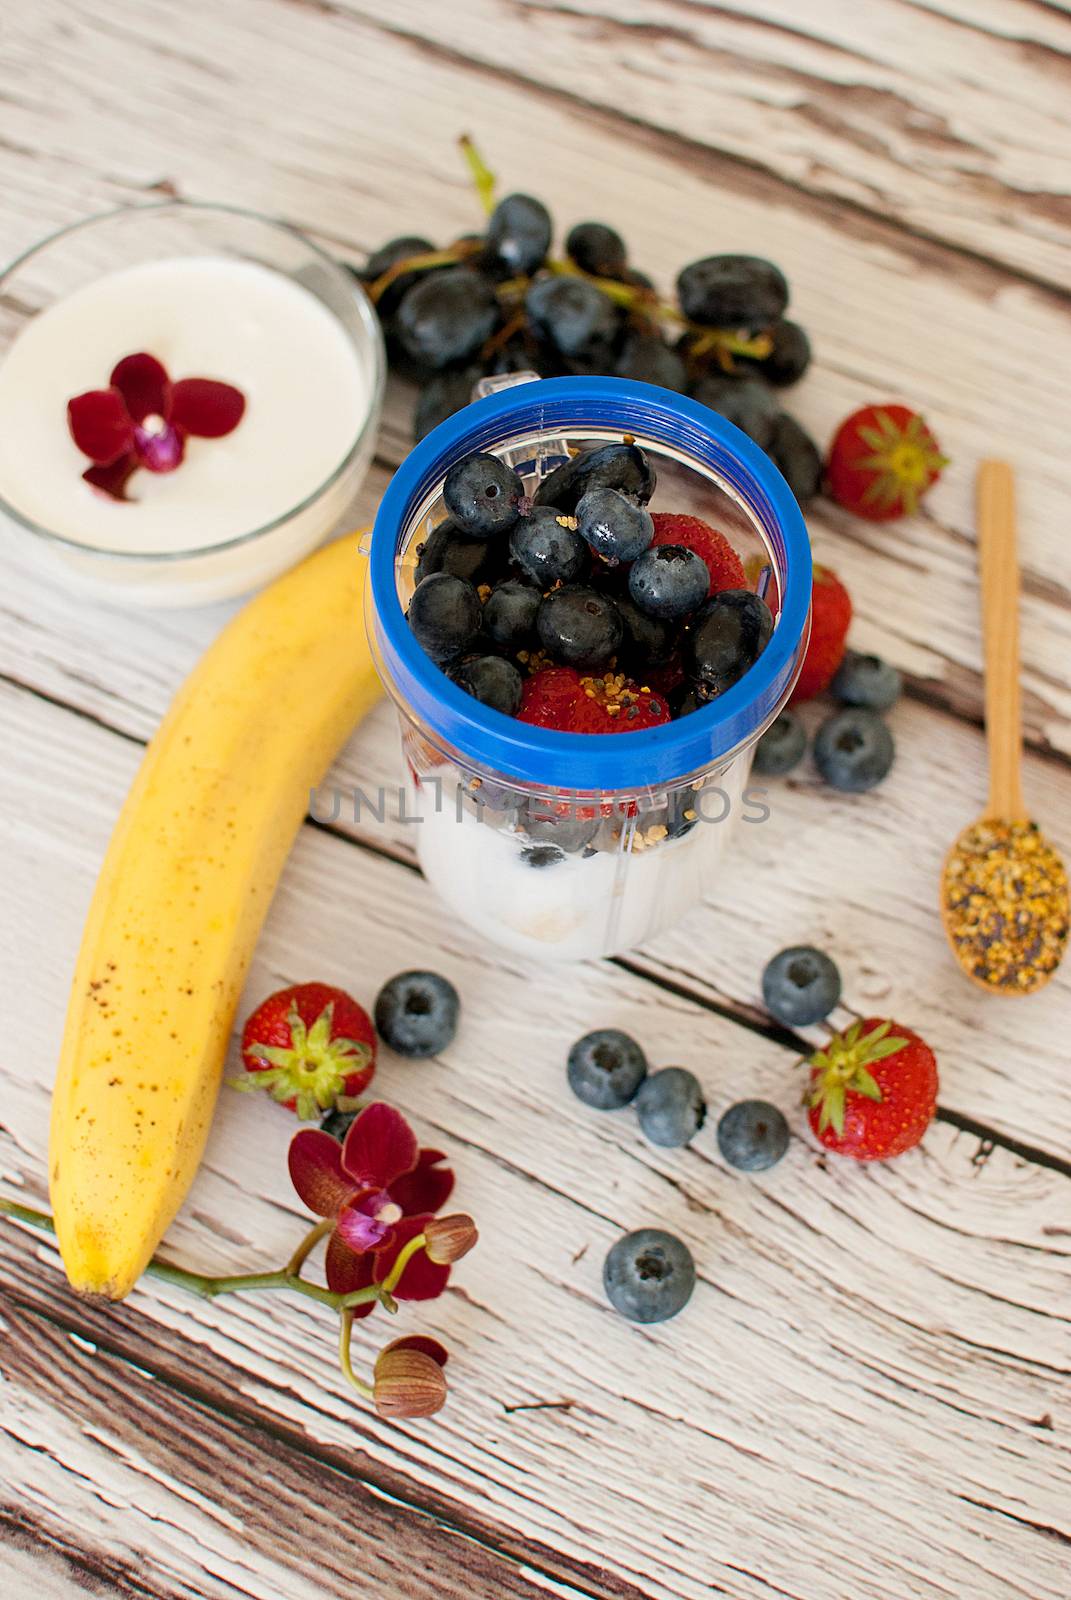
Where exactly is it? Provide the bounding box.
[0,1196,387,1311]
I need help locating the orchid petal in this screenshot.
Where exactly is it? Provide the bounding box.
[68,389,134,466]
[377,1334,449,1370]
[341,1102,419,1190]
[134,421,185,473]
[82,454,138,500]
[325,1228,377,1318]
[390,1148,455,1217]
[337,1196,393,1254]
[375,1214,450,1302]
[110,353,171,424]
[287,1129,353,1217]
[171,377,246,438]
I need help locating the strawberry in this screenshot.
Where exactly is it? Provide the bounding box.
[238,982,376,1119]
[790,563,851,703]
[650,513,746,596]
[518,666,607,732]
[827,404,947,521]
[807,1019,937,1161]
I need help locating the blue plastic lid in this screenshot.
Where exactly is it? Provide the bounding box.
[370,376,811,791]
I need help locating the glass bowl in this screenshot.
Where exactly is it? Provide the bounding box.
[0,201,385,607]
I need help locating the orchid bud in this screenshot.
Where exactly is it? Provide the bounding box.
[424,1213,478,1265]
[373,1346,447,1419]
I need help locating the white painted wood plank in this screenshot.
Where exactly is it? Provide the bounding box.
[1,680,1068,1600]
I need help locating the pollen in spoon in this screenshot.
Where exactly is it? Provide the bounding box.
[943,819,1069,992]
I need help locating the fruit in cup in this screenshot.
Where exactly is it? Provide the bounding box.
[649,514,745,597]
[407,572,482,663]
[374,971,460,1058]
[827,404,947,520]
[790,565,852,703]
[576,486,655,564]
[806,1020,937,1160]
[628,544,709,619]
[510,507,589,587]
[444,451,525,537]
[684,590,775,701]
[404,441,775,724]
[603,1228,696,1323]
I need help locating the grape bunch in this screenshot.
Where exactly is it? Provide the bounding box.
[356,138,822,508]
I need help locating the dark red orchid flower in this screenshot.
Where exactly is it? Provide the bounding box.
[67,352,245,500]
[288,1102,455,1318]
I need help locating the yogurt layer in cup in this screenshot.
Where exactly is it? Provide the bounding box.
[369,375,811,962]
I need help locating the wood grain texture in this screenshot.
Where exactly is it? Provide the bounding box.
[1,683,1069,1600]
[1,3,1071,1597]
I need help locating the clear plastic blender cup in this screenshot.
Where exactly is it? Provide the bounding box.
[368,375,811,961]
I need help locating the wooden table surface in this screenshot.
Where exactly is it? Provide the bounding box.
[1,4,1069,1597]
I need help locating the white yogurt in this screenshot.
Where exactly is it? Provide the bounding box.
[0,257,375,603]
[415,762,749,962]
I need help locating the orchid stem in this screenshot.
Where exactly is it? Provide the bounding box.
[286,1217,333,1276]
[0,1196,384,1311]
[379,1232,428,1297]
[338,1309,374,1398]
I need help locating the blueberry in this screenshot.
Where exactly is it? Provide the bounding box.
[450,654,523,715]
[577,487,654,565]
[414,365,481,442]
[485,193,552,276]
[691,375,779,450]
[415,519,503,587]
[510,507,589,588]
[374,970,459,1057]
[831,651,902,712]
[444,452,525,538]
[629,545,709,619]
[753,710,807,776]
[716,1100,790,1171]
[743,319,811,387]
[521,844,565,869]
[526,275,618,360]
[603,1229,695,1323]
[521,803,599,853]
[762,945,842,1026]
[614,594,675,669]
[396,267,499,370]
[483,577,541,650]
[766,413,822,507]
[320,1105,360,1141]
[684,590,774,699]
[614,333,687,391]
[537,585,623,670]
[669,683,702,718]
[814,709,895,792]
[565,221,627,278]
[677,255,789,330]
[360,235,435,318]
[567,1028,648,1110]
[407,573,481,664]
[535,442,657,513]
[634,1067,706,1147]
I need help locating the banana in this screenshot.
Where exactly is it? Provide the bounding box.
[49,534,381,1299]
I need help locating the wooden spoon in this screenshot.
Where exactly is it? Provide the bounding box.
[940,461,1068,994]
